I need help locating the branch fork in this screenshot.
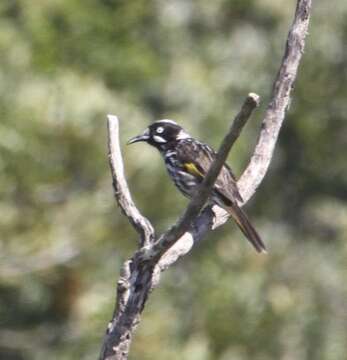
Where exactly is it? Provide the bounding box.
[99,1,312,359]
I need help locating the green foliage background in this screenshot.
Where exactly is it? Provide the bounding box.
[1,1,347,359]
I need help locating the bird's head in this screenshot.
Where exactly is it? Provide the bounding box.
[128,120,190,150]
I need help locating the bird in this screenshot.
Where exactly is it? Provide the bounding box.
[128,119,266,253]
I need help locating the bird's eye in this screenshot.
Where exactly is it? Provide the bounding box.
[156,127,164,134]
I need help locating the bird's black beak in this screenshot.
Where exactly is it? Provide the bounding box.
[127,129,150,145]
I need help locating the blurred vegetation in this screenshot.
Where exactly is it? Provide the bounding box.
[1,0,347,359]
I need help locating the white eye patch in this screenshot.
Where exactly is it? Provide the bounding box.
[156,126,164,134]
[153,135,167,143]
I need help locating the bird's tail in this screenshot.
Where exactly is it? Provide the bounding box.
[226,203,266,253]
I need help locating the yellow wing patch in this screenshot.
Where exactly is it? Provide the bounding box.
[184,163,204,178]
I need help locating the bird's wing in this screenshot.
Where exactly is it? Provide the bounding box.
[176,139,243,204]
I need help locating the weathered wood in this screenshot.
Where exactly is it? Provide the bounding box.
[99,1,312,359]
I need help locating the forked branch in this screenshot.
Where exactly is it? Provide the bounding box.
[99,1,312,359]
[100,93,259,360]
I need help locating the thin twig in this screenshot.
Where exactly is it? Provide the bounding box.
[107,115,155,246]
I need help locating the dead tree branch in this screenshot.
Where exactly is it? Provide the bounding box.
[100,93,259,360]
[99,1,312,359]
[238,0,311,203]
[107,116,155,247]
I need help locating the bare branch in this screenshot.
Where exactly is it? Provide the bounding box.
[238,0,311,203]
[99,1,312,359]
[100,94,259,360]
[107,115,155,246]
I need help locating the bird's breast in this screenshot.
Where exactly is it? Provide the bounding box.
[163,151,199,197]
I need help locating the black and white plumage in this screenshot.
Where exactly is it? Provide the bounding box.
[128,120,266,253]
